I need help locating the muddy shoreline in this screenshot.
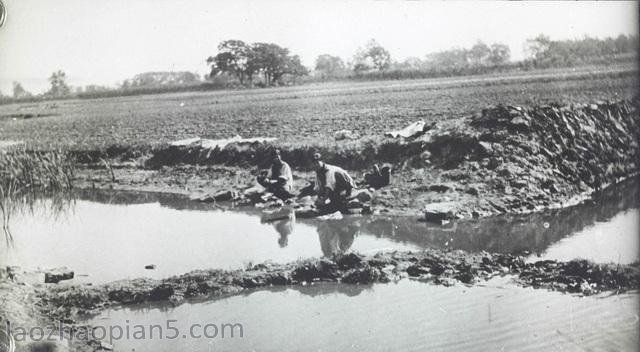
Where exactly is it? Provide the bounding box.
[5,249,638,326]
[69,99,640,219]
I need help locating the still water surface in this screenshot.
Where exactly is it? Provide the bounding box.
[85,279,639,352]
[1,178,637,283]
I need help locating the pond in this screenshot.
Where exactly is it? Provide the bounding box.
[0,178,637,283]
[84,279,639,351]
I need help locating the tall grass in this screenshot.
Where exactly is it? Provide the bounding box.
[0,149,76,245]
[0,149,75,191]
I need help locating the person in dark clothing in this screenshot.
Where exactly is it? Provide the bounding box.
[363,164,391,189]
[257,149,295,200]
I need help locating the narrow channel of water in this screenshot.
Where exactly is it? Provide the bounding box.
[0,178,637,283]
[85,279,639,352]
[0,200,419,283]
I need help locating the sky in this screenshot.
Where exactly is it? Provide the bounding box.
[0,0,637,94]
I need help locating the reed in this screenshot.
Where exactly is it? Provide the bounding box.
[0,149,76,243]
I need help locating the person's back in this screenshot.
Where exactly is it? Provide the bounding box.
[312,153,355,208]
[322,163,354,193]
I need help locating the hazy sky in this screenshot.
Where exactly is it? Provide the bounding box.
[0,0,637,94]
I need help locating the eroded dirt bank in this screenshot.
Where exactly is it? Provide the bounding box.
[2,249,638,350]
[71,99,639,218]
[12,249,640,326]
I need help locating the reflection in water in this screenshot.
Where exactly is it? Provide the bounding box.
[361,177,639,257]
[73,177,639,258]
[261,208,296,248]
[0,190,75,249]
[83,280,639,352]
[2,178,636,282]
[275,217,295,247]
[2,197,419,282]
[317,220,360,257]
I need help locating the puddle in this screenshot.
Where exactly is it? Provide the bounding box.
[0,178,637,283]
[0,199,420,283]
[84,279,639,351]
[527,208,639,264]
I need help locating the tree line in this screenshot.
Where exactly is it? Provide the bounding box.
[314,34,638,80]
[2,33,637,102]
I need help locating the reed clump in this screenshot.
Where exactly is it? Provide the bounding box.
[0,149,75,192]
[0,149,76,242]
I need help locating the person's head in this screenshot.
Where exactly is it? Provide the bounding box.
[272,149,282,164]
[312,153,324,169]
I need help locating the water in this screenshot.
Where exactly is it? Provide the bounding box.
[0,178,637,283]
[85,279,639,351]
[528,208,639,264]
[0,199,419,283]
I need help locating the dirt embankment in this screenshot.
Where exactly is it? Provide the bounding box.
[25,249,640,325]
[71,99,639,218]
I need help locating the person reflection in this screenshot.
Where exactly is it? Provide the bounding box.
[261,208,296,248]
[317,220,360,257]
[274,214,296,247]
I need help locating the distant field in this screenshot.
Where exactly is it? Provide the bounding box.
[0,66,637,150]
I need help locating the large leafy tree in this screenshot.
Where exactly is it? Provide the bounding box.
[285,55,309,83]
[207,40,308,86]
[251,42,291,85]
[207,40,259,85]
[353,39,391,72]
[489,43,511,65]
[47,70,71,97]
[12,81,30,99]
[468,41,491,66]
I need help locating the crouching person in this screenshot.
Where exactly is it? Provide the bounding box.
[312,153,355,212]
[257,149,295,200]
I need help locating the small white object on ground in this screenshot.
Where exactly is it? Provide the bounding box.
[385,121,426,138]
[317,211,343,220]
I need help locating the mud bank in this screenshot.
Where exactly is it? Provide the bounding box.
[26,248,640,325]
[69,99,640,218]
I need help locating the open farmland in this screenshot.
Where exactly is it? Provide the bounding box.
[0,66,637,150]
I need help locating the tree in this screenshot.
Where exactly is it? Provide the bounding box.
[251,43,308,85]
[397,57,424,70]
[284,55,309,83]
[251,42,290,85]
[614,34,632,53]
[12,82,30,99]
[47,70,71,97]
[207,40,258,85]
[489,43,511,65]
[424,48,468,69]
[524,34,551,62]
[314,54,345,78]
[84,85,110,94]
[208,40,308,87]
[124,71,200,88]
[468,41,491,66]
[353,39,391,72]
